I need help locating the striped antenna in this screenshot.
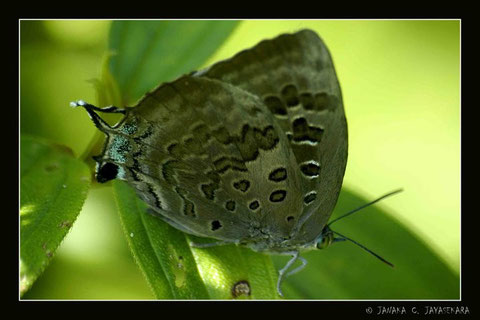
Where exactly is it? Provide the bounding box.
[328,189,403,227]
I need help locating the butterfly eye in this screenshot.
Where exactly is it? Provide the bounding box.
[96,162,119,183]
[316,231,334,249]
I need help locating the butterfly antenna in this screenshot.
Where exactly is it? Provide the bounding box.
[331,230,394,267]
[327,189,403,227]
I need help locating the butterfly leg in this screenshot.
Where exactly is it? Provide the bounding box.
[286,256,308,277]
[277,251,300,297]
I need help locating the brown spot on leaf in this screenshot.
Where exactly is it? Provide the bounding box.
[232,280,251,298]
[59,221,71,228]
[45,163,59,172]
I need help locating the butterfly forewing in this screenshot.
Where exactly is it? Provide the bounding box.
[197,29,348,243]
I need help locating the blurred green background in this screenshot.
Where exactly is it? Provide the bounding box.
[20,20,460,299]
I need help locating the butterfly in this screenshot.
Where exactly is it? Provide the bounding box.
[72,29,397,297]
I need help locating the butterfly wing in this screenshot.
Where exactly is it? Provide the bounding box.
[197,29,348,244]
[96,29,347,248]
[114,74,304,242]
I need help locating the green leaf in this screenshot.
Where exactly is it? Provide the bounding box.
[20,135,91,296]
[108,20,240,105]
[277,188,460,299]
[112,180,279,299]
[189,237,279,299]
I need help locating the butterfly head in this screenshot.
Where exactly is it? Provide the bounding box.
[311,189,404,267]
[315,225,342,250]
